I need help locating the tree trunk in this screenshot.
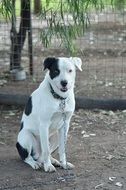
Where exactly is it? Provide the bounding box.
[34,0,41,15]
[10,0,32,71]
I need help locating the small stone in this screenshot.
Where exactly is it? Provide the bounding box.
[81,130,86,135]
[106,154,114,160]
[115,182,123,187]
[97,80,104,85]
[122,86,126,89]
[83,134,90,138]
[109,111,115,116]
[0,79,7,86]
[122,110,126,113]
[109,176,116,182]
[8,111,15,116]
[89,133,96,137]
[105,82,113,87]
[95,183,104,189]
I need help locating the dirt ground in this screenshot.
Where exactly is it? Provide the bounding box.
[0,105,126,190]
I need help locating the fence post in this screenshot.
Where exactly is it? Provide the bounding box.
[10,0,33,76]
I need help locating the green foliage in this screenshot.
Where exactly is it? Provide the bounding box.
[0,0,13,19]
[111,0,126,10]
[39,0,105,53]
[39,0,126,53]
[1,0,126,53]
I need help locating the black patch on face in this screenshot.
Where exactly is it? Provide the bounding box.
[19,122,24,131]
[49,60,60,79]
[24,96,32,116]
[16,142,28,161]
[43,57,60,79]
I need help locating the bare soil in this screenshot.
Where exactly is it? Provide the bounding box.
[0,105,126,190]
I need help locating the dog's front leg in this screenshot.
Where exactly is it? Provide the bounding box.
[58,121,74,170]
[39,127,56,172]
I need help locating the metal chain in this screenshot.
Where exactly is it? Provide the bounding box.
[59,99,68,168]
[56,98,76,182]
[59,99,66,112]
[52,98,74,182]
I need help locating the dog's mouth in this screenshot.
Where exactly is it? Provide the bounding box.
[56,83,72,93]
[60,87,68,92]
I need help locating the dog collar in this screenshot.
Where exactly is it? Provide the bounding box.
[49,84,66,100]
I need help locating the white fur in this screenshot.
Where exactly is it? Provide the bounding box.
[17,57,82,172]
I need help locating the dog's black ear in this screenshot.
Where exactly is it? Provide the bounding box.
[43,57,58,70]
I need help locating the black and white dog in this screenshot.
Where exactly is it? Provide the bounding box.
[16,57,82,172]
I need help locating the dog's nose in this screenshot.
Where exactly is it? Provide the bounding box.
[61,80,68,87]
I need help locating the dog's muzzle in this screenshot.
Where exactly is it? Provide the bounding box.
[60,80,68,92]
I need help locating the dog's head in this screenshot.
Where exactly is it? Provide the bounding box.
[44,57,82,97]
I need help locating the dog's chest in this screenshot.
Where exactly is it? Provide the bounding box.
[49,111,72,132]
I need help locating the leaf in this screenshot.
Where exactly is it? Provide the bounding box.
[45,0,51,7]
[0,0,14,20]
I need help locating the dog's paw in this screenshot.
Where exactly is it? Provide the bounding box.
[31,161,42,170]
[51,157,61,167]
[60,162,75,170]
[44,163,56,172]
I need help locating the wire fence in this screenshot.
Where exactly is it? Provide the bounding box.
[0,4,126,100]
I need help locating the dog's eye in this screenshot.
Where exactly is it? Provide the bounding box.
[69,69,72,73]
